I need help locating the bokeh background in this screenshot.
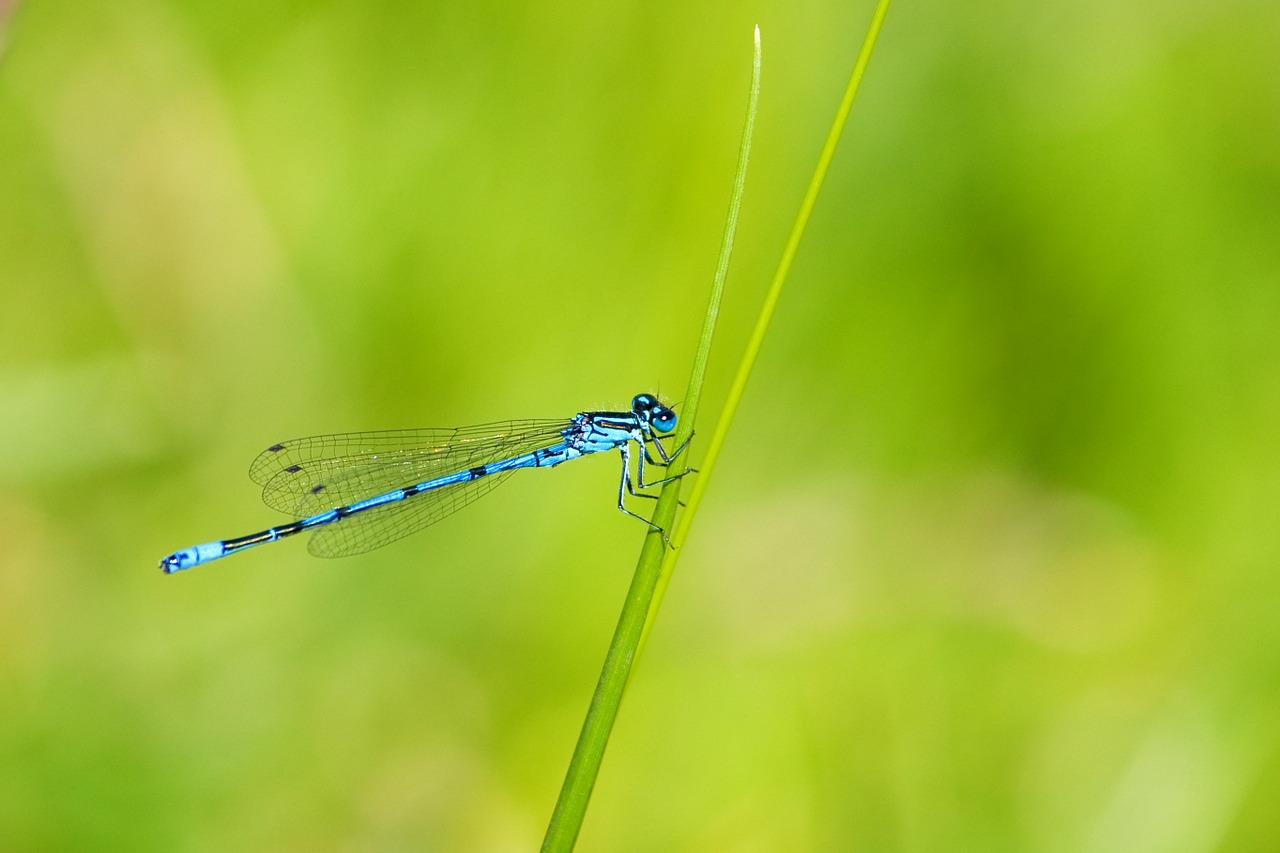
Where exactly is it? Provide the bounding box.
[2,0,1278,849]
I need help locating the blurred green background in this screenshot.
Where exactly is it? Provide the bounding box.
[2,0,1278,849]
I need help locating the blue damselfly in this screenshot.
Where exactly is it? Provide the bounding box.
[159,393,688,573]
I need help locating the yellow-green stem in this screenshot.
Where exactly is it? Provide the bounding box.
[639,0,892,652]
[540,26,762,853]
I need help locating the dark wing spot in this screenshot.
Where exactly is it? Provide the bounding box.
[311,484,326,494]
[267,444,285,452]
[285,465,302,473]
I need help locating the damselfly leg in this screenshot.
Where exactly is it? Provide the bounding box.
[616,433,696,548]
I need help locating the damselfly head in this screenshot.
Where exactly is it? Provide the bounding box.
[632,393,677,434]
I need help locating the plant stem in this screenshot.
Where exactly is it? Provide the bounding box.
[540,27,762,853]
[639,0,892,652]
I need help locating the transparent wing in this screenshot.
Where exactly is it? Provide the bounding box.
[306,469,519,558]
[248,419,569,518]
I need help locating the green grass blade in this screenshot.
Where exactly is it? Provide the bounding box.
[639,0,892,651]
[540,27,762,853]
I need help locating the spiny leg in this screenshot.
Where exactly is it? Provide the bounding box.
[644,431,694,467]
[615,442,674,548]
[636,433,696,491]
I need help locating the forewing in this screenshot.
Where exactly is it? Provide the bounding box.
[249,419,567,517]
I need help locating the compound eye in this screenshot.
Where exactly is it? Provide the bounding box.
[632,393,656,412]
[652,411,676,434]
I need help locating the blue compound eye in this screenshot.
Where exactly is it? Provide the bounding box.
[632,393,674,432]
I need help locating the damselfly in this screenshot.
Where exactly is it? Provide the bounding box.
[159,393,689,573]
